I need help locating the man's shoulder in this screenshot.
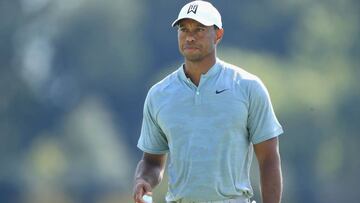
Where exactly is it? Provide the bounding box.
[219,60,261,84]
[148,67,181,97]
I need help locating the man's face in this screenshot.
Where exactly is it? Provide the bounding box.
[177,19,222,62]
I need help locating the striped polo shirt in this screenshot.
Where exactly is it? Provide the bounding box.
[137,58,283,202]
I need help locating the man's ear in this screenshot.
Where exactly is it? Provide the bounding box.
[215,28,224,44]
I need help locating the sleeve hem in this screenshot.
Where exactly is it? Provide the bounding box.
[251,127,284,145]
[137,144,169,154]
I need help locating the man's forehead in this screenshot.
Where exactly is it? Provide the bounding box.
[178,19,207,27]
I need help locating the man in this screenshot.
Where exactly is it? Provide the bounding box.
[133,1,283,203]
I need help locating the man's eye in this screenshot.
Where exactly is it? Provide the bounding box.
[197,27,206,32]
[179,28,187,32]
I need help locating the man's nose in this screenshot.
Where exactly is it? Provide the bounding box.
[185,33,196,42]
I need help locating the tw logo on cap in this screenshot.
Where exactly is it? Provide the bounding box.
[187,4,198,14]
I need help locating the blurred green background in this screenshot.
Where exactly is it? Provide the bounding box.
[0,0,359,203]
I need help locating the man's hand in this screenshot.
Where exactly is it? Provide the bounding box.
[133,178,152,203]
[133,153,166,203]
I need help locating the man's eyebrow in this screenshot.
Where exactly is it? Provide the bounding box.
[178,23,188,28]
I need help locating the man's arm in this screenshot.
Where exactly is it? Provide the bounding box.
[133,152,167,203]
[254,137,282,203]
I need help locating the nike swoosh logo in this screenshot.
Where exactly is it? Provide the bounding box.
[215,89,229,94]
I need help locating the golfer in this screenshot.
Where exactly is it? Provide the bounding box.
[133,1,284,203]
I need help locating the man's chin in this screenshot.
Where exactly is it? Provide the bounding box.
[183,54,203,62]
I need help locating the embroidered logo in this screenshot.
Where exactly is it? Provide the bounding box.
[215,89,229,94]
[187,4,198,14]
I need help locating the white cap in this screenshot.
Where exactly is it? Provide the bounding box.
[171,1,222,29]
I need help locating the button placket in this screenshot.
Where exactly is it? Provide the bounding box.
[194,89,201,105]
[195,75,207,105]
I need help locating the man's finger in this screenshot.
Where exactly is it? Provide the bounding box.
[134,185,145,203]
[133,179,153,203]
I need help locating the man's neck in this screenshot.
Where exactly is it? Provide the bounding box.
[184,56,217,86]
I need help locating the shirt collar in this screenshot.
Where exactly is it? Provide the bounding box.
[178,58,222,82]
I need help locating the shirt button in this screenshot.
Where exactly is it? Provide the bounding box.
[196,91,200,95]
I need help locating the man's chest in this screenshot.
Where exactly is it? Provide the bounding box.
[156,87,249,139]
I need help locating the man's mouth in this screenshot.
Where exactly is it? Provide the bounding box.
[183,45,199,50]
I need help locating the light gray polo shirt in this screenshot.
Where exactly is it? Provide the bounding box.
[137,58,283,202]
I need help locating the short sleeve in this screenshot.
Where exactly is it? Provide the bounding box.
[137,90,169,154]
[247,79,283,144]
